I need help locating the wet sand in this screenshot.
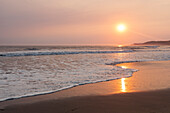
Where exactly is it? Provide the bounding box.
[0,61,170,113]
[1,89,170,113]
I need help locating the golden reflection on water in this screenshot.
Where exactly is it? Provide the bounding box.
[121,66,128,69]
[121,78,126,92]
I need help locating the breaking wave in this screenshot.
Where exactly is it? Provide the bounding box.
[0,50,133,57]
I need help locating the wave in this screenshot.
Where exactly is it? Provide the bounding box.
[105,59,156,65]
[106,59,170,66]
[0,50,133,57]
[106,60,141,65]
[0,71,135,102]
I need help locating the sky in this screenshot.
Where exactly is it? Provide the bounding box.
[0,0,170,45]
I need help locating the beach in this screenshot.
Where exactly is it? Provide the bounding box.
[1,0,170,112]
[0,60,170,113]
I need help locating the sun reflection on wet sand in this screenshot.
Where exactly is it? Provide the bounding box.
[121,78,126,92]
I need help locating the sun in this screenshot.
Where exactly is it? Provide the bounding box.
[117,24,126,32]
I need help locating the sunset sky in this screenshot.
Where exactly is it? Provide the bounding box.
[0,0,170,45]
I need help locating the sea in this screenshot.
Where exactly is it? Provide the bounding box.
[0,45,170,101]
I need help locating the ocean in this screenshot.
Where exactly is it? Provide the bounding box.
[0,45,170,101]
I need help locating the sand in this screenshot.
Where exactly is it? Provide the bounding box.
[1,89,170,113]
[0,61,170,113]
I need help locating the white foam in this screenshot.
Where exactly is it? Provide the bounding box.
[0,46,170,102]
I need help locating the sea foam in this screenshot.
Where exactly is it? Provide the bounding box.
[0,46,170,102]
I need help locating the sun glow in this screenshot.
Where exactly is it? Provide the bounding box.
[118,45,123,47]
[117,24,126,32]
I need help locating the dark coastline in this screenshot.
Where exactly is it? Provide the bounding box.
[134,40,170,45]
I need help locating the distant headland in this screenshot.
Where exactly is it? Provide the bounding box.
[134,40,170,45]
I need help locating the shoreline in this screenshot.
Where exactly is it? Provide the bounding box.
[0,60,170,112]
[0,70,133,103]
[0,60,138,103]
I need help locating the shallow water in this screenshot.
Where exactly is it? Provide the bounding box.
[0,45,170,101]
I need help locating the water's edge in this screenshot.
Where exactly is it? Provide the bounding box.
[1,59,170,102]
[0,61,139,102]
